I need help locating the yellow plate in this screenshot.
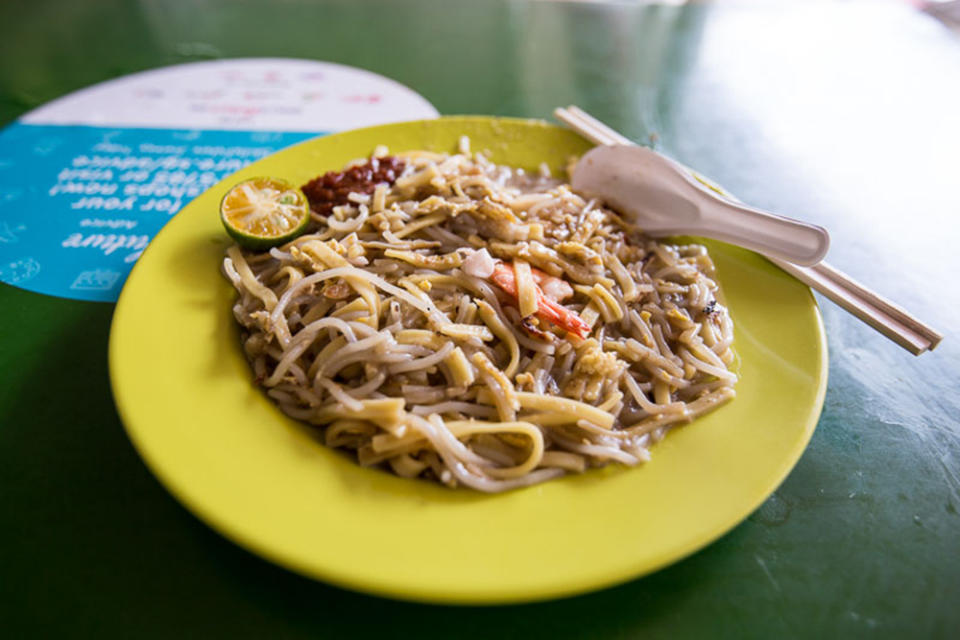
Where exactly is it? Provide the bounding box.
[109,116,827,604]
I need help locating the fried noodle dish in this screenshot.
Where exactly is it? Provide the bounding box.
[222,138,737,492]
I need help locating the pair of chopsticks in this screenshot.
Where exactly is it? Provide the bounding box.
[554,106,943,355]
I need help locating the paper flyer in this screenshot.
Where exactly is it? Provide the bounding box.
[0,58,438,301]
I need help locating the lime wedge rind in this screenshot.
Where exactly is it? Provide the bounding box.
[220,177,310,249]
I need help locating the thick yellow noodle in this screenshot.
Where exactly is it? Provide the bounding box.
[223,145,737,492]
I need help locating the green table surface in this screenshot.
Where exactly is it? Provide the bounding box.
[2,0,959,637]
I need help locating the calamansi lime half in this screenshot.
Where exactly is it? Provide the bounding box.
[220,177,310,249]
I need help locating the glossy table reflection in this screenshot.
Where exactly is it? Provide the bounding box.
[1,1,958,636]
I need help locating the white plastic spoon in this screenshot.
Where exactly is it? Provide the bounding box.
[571,145,830,266]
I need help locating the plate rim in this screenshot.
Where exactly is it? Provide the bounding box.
[109,115,829,604]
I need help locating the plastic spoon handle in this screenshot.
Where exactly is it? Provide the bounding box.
[693,195,831,267]
[573,145,830,266]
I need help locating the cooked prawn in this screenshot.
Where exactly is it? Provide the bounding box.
[490,262,590,339]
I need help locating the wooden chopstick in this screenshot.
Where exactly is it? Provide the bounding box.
[769,258,940,354]
[555,106,632,146]
[553,106,943,355]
